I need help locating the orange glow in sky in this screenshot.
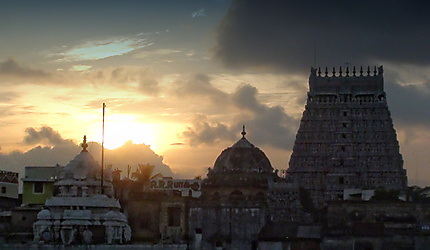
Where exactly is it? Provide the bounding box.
[95,114,158,150]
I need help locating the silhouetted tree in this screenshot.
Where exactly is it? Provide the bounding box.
[131,163,161,188]
[406,185,430,202]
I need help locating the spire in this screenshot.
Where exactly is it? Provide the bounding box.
[81,135,88,152]
[232,124,254,148]
[241,125,246,138]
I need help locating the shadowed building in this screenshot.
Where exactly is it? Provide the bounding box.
[188,127,280,250]
[287,66,407,206]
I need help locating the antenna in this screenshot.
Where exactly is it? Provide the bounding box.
[101,103,106,194]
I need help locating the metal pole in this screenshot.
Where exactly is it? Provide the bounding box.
[101,103,105,194]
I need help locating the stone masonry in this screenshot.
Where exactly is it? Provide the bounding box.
[287,66,407,206]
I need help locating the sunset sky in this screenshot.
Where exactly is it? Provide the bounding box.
[1,1,430,186]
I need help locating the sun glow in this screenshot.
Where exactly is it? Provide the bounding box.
[99,114,158,150]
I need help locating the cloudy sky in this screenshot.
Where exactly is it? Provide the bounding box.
[1,0,430,186]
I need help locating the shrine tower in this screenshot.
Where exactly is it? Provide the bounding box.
[287,66,407,206]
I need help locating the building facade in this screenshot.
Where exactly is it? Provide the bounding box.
[0,170,18,200]
[287,66,407,206]
[22,165,62,205]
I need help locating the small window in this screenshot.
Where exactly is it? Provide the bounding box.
[34,182,44,194]
[1,187,6,194]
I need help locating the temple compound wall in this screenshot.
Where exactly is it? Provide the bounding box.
[287,66,407,206]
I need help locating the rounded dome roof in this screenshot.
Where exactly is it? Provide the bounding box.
[212,128,273,175]
[37,209,51,220]
[62,136,100,180]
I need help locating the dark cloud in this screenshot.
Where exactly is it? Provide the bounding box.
[172,74,229,105]
[231,84,298,149]
[182,114,235,146]
[0,57,50,78]
[22,126,73,146]
[214,1,430,73]
[181,84,298,149]
[386,80,430,126]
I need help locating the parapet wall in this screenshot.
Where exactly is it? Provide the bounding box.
[309,66,384,95]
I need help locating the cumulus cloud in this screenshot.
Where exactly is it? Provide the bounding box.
[181,84,298,149]
[22,126,74,146]
[1,127,175,184]
[87,140,174,178]
[0,57,50,78]
[214,1,430,73]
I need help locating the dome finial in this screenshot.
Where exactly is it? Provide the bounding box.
[241,125,246,138]
[81,135,88,152]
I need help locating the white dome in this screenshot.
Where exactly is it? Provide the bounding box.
[63,151,100,180]
[104,210,119,221]
[37,209,51,220]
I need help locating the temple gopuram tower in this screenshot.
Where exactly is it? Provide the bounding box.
[287,66,407,206]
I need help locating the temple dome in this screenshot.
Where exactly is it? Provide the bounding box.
[62,135,100,180]
[211,127,273,175]
[33,135,131,245]
[37,209,51,220]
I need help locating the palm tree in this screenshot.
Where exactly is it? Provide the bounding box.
[132,164,154,183]
[131,164,162,188]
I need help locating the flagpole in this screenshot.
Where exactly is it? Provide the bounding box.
[101,103,105,194]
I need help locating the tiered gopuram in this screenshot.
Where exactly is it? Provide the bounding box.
[287,66,407,206]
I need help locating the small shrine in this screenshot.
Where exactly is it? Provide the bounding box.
[33,136,131,245]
